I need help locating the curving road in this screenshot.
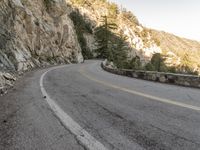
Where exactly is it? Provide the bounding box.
[0,60,200,150]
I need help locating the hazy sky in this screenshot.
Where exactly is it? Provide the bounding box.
[110,0,200,41]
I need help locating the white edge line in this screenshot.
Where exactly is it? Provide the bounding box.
[80,68,200,111]
[40,65,108,150]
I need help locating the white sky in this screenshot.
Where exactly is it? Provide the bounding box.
[110,0,200,41]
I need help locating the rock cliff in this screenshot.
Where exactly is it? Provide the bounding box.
[0,0,84,72]
[0,0,83,92]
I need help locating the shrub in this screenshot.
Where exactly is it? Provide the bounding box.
[69,10,93,59]
[44,0,55,9]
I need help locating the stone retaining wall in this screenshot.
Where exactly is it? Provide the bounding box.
[101,63,200,88]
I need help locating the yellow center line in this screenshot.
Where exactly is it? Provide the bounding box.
[79,68,200,111]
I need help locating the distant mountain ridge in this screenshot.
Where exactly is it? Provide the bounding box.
[150,29,200,73]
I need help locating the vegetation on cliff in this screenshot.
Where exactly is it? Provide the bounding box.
[94,16,129,68]
[69,9,93,59]
[69,0,200,75]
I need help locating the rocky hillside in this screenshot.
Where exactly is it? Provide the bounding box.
[69,0,200,74]
[150,29,200,72]
[0,0,83,92]
[69,0,161,64]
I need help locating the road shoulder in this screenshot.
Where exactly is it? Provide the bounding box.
[0,68,84,150]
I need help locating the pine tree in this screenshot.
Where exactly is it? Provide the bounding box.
[113,31,129,68]
[94,15,117,60]
[150,53,167,72]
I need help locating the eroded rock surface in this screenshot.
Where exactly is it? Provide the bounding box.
[0,0,83,71]
[0,0,84,92]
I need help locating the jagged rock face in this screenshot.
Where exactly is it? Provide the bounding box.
[117,22,162,64]
[0,0,83,72]
[83,33,97,52]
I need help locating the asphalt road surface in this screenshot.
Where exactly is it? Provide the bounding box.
[1,60,200,150]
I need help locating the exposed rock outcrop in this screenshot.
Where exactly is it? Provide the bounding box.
[83,33,97,52]
[0,0,83,72]
[0,0,84,94]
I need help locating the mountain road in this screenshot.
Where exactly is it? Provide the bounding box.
[0,60,200,150]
